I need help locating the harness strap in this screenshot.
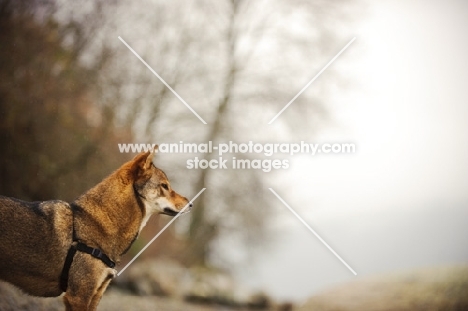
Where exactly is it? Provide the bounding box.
[76,242,115,268]
[59,243,78,292]
[59,242,116,292]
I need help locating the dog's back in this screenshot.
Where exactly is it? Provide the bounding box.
[0,195,73,297]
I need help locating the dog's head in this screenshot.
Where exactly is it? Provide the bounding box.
[130,148,192,217]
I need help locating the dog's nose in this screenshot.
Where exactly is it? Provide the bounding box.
[189,202,193,208]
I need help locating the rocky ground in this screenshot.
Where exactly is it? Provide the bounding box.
[0,258,289,311]
[1,264,466,311]
[0,284,229,311]
[0,284,288,311]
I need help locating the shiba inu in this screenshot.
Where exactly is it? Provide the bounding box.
[0,149,191,310]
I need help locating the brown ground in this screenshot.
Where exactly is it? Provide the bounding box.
[0,284,225,311]
[299,265,468,311]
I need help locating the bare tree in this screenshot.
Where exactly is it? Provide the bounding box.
[47,0,358,267]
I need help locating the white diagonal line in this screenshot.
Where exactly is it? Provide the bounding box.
[117,188,206,276]
[118,36,207,125]
[268,37,356,124]
[268,188,357,275]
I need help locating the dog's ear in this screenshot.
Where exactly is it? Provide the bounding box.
[130,146,158,178]
[143,145,158,169]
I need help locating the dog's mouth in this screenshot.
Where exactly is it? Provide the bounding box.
[162,208,179,216]
[162,205,192,216]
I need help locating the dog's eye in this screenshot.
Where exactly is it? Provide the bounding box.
[161,183,169,190]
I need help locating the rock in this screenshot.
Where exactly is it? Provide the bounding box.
[0,282,63,311]
[276,302,294,311]
[246,291,271,309]
[183,266,240,307]
[114,258,187,297]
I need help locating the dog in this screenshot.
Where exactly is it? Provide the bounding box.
[0,149,191,310]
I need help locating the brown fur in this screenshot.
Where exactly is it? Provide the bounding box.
[0,151,190,310]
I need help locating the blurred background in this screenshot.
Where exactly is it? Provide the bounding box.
[1,0,467,310]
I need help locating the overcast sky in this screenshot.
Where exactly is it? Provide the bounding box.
[234,0,468,302]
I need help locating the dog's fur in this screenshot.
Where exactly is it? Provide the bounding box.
[0,150,190,310]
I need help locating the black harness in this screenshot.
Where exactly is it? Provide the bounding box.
[59,204,116,292]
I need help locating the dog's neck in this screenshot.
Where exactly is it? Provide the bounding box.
[72,167,146,263]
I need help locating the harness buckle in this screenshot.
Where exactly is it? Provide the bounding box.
[91,248,102,258]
